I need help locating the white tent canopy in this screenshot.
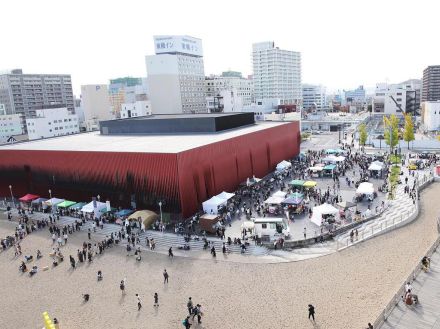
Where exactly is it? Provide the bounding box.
[335,156,346,162]
[81,201,107,213]
[322,155,338,163]
[43,198,65,207]
[273,190,288,198]
[356,182,375,195]
[217,191,235,200]
[264,196,285,205]
[311,203,339,226]
[368,163,383,171]
[276,160,292,171]
[202,196,227,215]
[309,166,324,171]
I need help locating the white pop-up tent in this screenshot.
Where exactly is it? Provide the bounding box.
[276,160,292,171]
[273,190,288,198]
[81,201,107,213]
[322,155,338,163]
[264,196,285,205]
[311,203,339,226]
[217,191,235,200]
[356,182,375,195]
[368,163,382,171]
[202,196,227,215]
[43,198,65,208]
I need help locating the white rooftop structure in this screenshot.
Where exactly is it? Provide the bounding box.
[0,122,291,154]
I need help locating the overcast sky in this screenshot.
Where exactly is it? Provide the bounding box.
[1,0,439,95]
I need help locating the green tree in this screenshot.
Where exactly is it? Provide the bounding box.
[383,114,399,153]
[358,123,368,146]
[403,113,415,149]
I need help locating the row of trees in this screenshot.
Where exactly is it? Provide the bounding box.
[358,114,415,150]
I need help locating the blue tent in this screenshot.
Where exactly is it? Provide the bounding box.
[324,164,337,170]
[115,209,134,217]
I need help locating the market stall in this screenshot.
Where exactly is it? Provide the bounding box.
[80,201,107,218]
[368,161,384,178]
[68,202,87,211]
[56,200,77,208]
[115,209,134,217]
[281,192,305,214]
[356,182,375,201]
[276,160,292,171]
[303,180,317,189]
[289,180,305,188]
[264,196,285,215]
[311,203,339,226]
[42,198,65,211]
[199,214,223,234]
[323,164,337,177]
[128,210,159,229]
[217,191,235,200]
[202,196,227,215]
[19,194,40,202]
[308,166,323,178]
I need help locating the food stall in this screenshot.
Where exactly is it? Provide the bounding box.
[289,180,305,190]
[264,196,285,215]
[252,217,290,241]
[276,160,292,172]
[311,203,339,227]
[19,194,40,208]
[356,182,375,201]
[303,180,318,189]
[199,214,223,234]
[308,166,323,178]
[42,198,65,212]
[368,161,384,178]
[281,192,305,214]
[128,210,159,230]
[202,196,227,215]
[323,164,337,177]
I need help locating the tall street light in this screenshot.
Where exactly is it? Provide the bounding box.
[158,201,163,226]
[48,189,52,199]
[9,185,14,208]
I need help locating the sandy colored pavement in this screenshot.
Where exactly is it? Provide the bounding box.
[0,183,439,329]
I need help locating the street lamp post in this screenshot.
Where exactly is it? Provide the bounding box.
[158,201,163,226]
[48,189,52,199]
[97,195,101,202]
[9,185,14,208]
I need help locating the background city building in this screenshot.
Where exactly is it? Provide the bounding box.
[422,65,440,102]
[0,69,74,118]
[146,35,206,114]
[108,77,148,118]
[252,41,301,106]
[421,101,440,131]
[120,100,152,118]
[25,106,79,140]
[80,84,112,131]
[0,104,22,143]
[302,84,326,110]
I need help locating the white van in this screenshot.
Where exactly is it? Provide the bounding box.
[253,217,290,241]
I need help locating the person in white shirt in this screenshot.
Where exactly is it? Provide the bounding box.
[136,294,142,311]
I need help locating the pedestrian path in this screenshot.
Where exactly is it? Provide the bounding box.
[8,211,269,257]
[380,249,440,329]
[334,166,423,248]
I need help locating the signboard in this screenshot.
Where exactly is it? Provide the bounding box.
[154,35,203,57]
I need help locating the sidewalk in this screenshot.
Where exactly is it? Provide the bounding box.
[380,249,440,329]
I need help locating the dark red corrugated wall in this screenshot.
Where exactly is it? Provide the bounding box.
[177,122,300,216]
[0,151,179,212]
[0,122,300,218]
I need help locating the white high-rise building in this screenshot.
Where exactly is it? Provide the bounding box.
[25,106,79,140]
[205,72,254,108]
[302,84,326,110]
[252,41,301,105]
[146,35,206,114]
[81,84,112,131]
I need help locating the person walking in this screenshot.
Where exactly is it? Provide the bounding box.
[303,227,307,239]
[366,323,373,329]
[183,316,192,329]
[88,229,91,240]
[69,255,76,268]
[136,294,142,311]
[168,247,173,258]
[154,293,159,307]
[120,278,126,295]
[308,304,315,322]
[187,297,193,315]
[163,269,169,284]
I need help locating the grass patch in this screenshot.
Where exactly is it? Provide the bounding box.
[390,154,402,164]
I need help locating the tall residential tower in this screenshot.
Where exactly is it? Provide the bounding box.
[252,41,301,105]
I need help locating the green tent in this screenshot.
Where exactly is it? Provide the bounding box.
[69,202,87,210]
[57,200,77,208]
[289,179,305,187]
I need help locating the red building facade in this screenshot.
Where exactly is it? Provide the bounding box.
[0,122,300,218]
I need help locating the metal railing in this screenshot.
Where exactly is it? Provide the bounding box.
[335,173,433,251]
